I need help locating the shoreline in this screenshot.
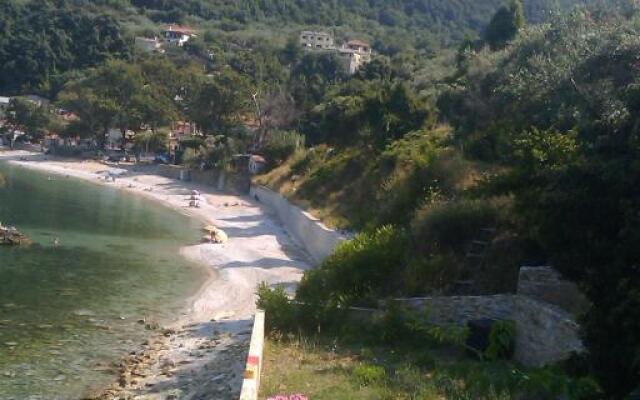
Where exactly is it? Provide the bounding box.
[0,149,313,399]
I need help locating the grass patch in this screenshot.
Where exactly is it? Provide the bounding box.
[260,337,598,400]
[260,338,444,400]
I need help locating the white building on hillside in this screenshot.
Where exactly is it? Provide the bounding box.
[163,25,196,47]
[299,31,373,74]
[343,39,372,62]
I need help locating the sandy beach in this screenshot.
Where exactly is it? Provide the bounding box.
[0,149,313,399]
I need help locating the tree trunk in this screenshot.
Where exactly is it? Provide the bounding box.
[121,128,127,151]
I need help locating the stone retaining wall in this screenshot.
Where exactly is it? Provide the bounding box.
[156,165,250,194]
[390,295,515,326]
[514,296,584,367]
[249,185,347,264]
[389,267,586,367]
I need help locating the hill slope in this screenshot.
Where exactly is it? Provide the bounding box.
[130,0,588,48]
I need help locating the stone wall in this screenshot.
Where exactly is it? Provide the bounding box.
[156,165,250,194]
[390,295,515,326]
[249,184,347,265]
[389,267,586,368]
[156,164,187,181]
[514,296,584,367]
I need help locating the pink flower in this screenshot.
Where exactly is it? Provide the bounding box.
[266,394,308,400]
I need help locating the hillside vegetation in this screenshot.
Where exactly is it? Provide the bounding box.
[256,4,640,398]
[1,0,638,397]
[130,0,566,47]
[0,0,586,94]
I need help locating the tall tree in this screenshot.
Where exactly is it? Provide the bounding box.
[484,0,525,49]
[1,98,54,148]
[187,69,251,135]
[60,60,178,149]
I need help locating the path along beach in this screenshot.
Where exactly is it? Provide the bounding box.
[0,149,312,399]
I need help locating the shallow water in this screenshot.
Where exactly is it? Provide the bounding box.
[0,163,206,399]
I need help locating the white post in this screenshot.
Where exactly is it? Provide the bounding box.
[239,310,265,400]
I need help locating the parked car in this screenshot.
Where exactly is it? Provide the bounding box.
[106,152,126,162]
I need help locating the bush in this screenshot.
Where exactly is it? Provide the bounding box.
[373,302,468,348]
[411,199,500,254]
[403,253,461,295]
[263,130,305,168]
[296,225,407,308]
[484,320,516,361]
[353,364,386,386]
[256,283,297,334]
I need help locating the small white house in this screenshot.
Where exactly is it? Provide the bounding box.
[162,25,196,47]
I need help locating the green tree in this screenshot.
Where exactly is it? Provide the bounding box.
[187,69,251,134]
[484,0,525,49]
[1,98,54,148]
[60,60,180,149]
[133,129,168,155]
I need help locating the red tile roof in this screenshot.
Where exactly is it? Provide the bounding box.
[165,25,196,35]
[347,39,370,47]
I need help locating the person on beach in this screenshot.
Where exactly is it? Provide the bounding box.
[53,237,60,247]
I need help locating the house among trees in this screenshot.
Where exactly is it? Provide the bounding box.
[168,121,202,158]
[300,31,334,50]
[338,40,373,74]
[299,31,373,74]
[162,25,197,47]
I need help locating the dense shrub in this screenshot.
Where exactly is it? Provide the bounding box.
[263,130,305,168]
[411,199,500,254]
[296,225,408,308]
[256,283,297,334]
[441,7,640,396]
[402,253,461,295]
[484,320,516,361]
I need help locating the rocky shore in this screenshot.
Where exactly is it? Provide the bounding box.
[91,317,251,400]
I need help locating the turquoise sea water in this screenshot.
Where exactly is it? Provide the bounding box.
[0,162,206,399]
